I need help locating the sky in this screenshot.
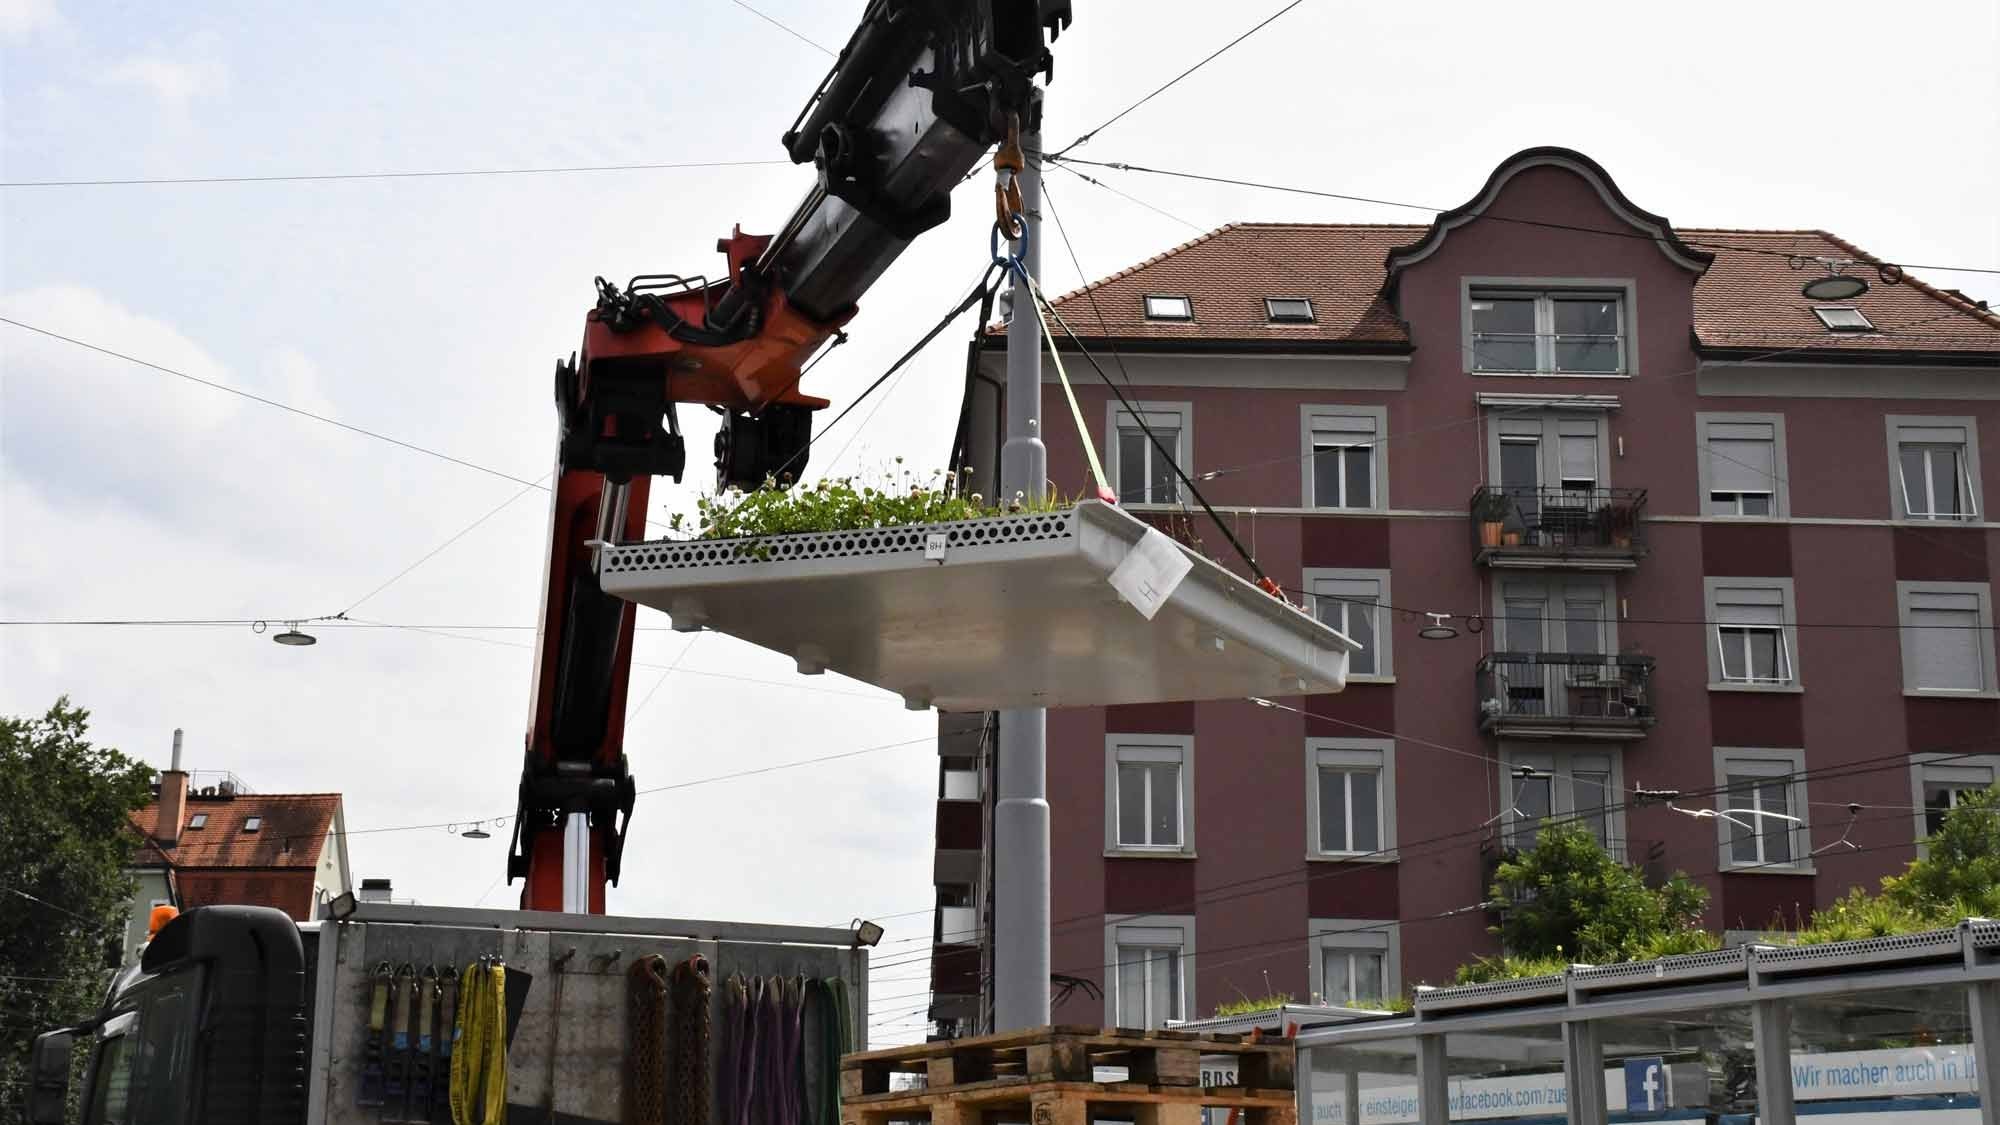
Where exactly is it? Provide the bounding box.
[3,0,1996,1044]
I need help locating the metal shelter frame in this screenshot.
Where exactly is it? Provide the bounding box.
[1295,921,2000,1125]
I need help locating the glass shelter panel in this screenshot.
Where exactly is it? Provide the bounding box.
[1304,1038,1427,1125]
[1596,1003,1759,1122]
[1443,1023,1570,1123]
[1787,984,1977,1115]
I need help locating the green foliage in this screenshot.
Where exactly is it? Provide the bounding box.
[1488,821,1717,966]
[686,465,1072,549]
[1341,995,1415,1014]
[1884,783,2000,916]
[1213,993,1295,1017]
[0,698,155,1101]
[1453,953,1570,985]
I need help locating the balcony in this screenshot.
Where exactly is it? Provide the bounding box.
[1477,652,1656,740]
[1470,486,1647,570]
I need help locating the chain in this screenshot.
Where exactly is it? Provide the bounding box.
[671,955,713,1125]
[628,955,671,1125]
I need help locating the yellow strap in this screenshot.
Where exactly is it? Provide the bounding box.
[1022,273,1112,500]
[451,962,509,1125]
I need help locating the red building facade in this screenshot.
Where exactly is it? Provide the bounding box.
[928,148,2000,1037]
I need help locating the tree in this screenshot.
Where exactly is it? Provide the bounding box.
[1459,821,1714,982]
[1885,783,2000,916]
[0,698,155,1109]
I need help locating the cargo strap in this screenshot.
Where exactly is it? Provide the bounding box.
[1022,269,1115,503]
[452,958,509,1125]
[433,969,458,1125]
[628,956,671,1125]
[359,961,394,1107]
[670,955,713,1125]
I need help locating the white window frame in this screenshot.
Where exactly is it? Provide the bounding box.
[1304,738,1397,860]
[1105,401,1193,507]
[1908,753,2000,846]
[1812,306,1874,332]
[1713,748,1812,873]
[1896,581,1998,698]
[186,813,207,830]
[1266,297,1315,323]
[1703,577,1802,692]
[1696,412,1790,518]
[1103,914,1194,1028]
[243,815,262,832]
[1143,294,1193,321]
[1300,405,1388,511]
[1310,920,1399,1008]
[1886,415,1981,521]
[1497,747,1625,857]
[1305,568,1392,681]
[1462,279,1636,377]
[941,759,981,802]
[1105,735,1196,857]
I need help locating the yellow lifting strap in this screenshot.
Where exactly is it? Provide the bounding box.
[1022,271,1116,504]
[451,960,508,1125]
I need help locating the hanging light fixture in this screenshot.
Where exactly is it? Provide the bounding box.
[461,822,491,840]
[1418,612,1460,641]
[1797,256,1869,301]
[273,621,317,647]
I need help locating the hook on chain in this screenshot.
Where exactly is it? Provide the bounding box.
[993,112,1026,239]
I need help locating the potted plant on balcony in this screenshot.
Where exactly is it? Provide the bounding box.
[1474,491,1513,548]
[1595,502,1636,549]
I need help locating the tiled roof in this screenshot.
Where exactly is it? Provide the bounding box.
[1013,223,2000,356]
[175,870,317,921]
[131,792,340,870]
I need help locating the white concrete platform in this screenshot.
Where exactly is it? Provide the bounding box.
[597,501,1356,711]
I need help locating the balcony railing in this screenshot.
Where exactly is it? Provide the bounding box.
[1470,486,1647,569]
[1476,652,1656,739]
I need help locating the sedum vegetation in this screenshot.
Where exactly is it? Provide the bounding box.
[683,465,1073,543]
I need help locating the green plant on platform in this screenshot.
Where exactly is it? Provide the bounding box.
[684,464,1074,554]
[1339,995,1414,1014]
[1486,821,1716,966]
[1213,992,1296,1018]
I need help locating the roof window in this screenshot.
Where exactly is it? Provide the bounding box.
[1266,297,1315,323]
[1143,294,1192,321]
[1812,306,1874,332]
[243,815,262,832]
[187,813,208,829]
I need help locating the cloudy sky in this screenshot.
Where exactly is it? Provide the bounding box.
[3,0,1996,1043]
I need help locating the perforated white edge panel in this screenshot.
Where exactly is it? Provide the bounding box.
[598,501,1356,711]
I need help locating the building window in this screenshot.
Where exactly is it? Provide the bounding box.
[1469,288,1627,375]
[1266,297,1315,323]
[1812,306,1873,332]
[1306,739,1396,858]
[186,813,207,829]
[1302,406,1387,511]
[1910,755,1999,840]
[1697,413,1788,518]
[1104,916,1193,1028]
[1887,416,1980,521]
[1501,749,1621,853]
[1311,922,1398,1007]
[1306,569,1392,679]
[1703,578,1800,690]
[941,759,981,801]
[1107,402,1192,505]
[1897,582,1997,696]
[1714,748,1809,871]
[1143,294,1192,321]
[243,816,262,832]
[1105,735,1194,855]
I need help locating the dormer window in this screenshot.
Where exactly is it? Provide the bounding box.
[1143,294,1192,321]
[243,816,262,832]
[1812,306,1874,332]
[1266,297,1314,323]
[187,813,208,829]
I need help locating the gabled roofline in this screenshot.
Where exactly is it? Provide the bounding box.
[1383,147,1715,289]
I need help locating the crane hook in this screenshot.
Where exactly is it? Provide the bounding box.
[994,112,1026,239]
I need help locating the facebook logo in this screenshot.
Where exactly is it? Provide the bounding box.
[1623,1057,1668,1113]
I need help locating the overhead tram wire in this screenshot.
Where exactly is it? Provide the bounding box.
[0,159,791,189]
[1049,156,2000,280]
[1048,0,1311,160]
[343,473,553,617]
[856,733,2000,976]
[729,0,836,56]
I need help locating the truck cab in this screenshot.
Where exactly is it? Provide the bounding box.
[26,905,309,1125]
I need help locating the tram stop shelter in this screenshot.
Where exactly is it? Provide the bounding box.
[1294,921,1999,1125]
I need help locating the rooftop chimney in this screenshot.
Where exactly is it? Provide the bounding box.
[358,878,393,903]
[157,729,189,848]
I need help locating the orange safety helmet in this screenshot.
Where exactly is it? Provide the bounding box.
[147,904,180,938]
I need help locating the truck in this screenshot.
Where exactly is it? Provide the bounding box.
[26,900,872,1124]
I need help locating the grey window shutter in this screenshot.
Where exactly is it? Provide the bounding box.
[1909,592,1982,690]
[1708,424,1777,493]
[1716,586,1784,626]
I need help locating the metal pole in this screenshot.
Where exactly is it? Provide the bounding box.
[993,121,1050,1033]
[1751,997,1797,1125]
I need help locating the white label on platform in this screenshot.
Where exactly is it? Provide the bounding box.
[1108,527,1193,620]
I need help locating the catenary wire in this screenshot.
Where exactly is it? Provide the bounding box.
[730,0,836,55]
[0,159,791,189]
[1049,156,2000,281]
[343,473,552,615]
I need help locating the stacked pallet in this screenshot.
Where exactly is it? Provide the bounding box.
[841,1026,1296,1125]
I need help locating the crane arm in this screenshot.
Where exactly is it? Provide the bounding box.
[508,0,1071,912]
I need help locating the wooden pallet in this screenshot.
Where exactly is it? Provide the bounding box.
[841,1026,1295,1125]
